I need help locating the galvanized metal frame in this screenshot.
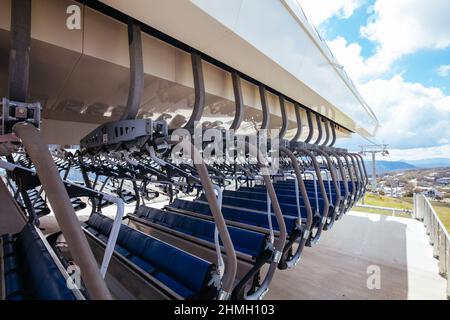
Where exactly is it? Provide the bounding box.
[291,103,302,143]
[304,109,314,144]
[314,113,323,145]
[321,118,330,146]
[184,52,206,129]
[259,85,269,131]
[279,96,287,139]
[8,0,31,102]
[230,71,244,131]
[329,122,337,147]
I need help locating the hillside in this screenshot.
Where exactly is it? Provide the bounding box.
[365,161,416,175]
[404,158,450,168]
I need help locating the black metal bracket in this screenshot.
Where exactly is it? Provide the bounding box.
[80,119,168,153]
[1,97,41,134]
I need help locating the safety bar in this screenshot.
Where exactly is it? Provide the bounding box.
[354,153,369,192]
[348,153,363,200]
[12,123,112,299]
[279,146,313,268]
[328,150,350,216]
[304,170,320,212]
[2,158,125,282]
[174,138,237,299]
[315,149,341,229]
[294,147,329,244]
[340,153,357,207]
[99,193,125,277]
[351,153,366,199]
[243,142,287,300]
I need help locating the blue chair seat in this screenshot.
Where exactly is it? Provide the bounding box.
[169,199,298,234]
[2,224,78,300]
[86,213,214,299]
[134,206,267,259]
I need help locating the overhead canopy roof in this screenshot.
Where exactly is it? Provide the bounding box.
[99,0,379,138]
[0,0,377,145]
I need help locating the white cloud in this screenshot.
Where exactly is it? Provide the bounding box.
[384,144,450,161]
[298,0,364,26]
[329,37,450,157]
[360,0,450,74]
[437,65,450,77]
[326,0,450,81]
[327,36,401,82]
[305,0,450,159]
[327,37,373,82]
[358,75,450,150]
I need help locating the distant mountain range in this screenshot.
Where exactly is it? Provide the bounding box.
[363,158,450,176]
[401,158,450,168]
[365,161,416,175]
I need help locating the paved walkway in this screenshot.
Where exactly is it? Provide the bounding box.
[39,206,447,300]
[267,211,447,300]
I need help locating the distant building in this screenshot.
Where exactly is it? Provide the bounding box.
[424,189,444,200]
[436,177,450,186]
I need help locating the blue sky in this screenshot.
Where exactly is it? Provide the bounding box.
[299,0,450,160]
[322,0,450,94]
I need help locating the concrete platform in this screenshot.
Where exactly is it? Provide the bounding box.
[38,206,447,300]
[266,211,447,300]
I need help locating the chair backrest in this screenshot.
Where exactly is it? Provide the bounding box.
[170,199,298,233]
[136,206,267,258]
[87,213,214,296]
[2,224,78,300]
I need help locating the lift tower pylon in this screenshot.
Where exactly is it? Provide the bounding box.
[359,144,389,192]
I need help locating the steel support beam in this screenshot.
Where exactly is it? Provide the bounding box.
[259,85,269,131]
[230,71,244,130]
[8,0,31,102]
[304,109,314,143]
[184,52,205,129]
[279,96,287,139]
[121,21,144,120]
[314,114,323,145]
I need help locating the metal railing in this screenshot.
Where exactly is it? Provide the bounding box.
[355,203,412,216]
[414,193,450,299]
